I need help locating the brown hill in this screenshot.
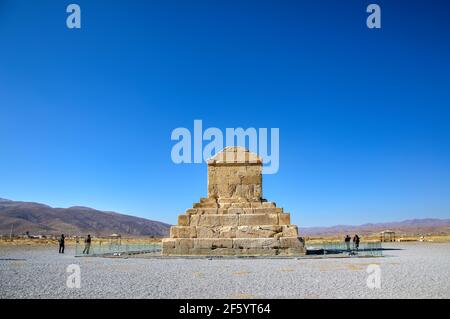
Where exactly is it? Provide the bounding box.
[0,198,170,237]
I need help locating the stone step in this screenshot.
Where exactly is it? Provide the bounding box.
[229,207,284,214]
[252,201,277,208]
[161,237,305,256]
[185,207,284,215]
[181,213,291,227]
[200,197,217,204]
[185,208,221,215]
[193,199,277,210]
[216,198,236,204]
[162,247,305,256]
[169,225,299,239]
[193,202,219,208]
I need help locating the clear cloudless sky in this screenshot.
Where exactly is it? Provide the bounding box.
[0,0,449,227]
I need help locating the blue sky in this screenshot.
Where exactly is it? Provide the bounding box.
[1,0,449,227]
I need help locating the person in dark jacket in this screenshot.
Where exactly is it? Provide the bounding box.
[59,234,65,254]
[353,234,360,250]
[82,234,91,254]
[344,235,351,251]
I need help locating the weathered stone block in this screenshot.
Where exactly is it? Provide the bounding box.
[236,248,278,256]
[242,175,261,185]
[162,238,176,249]
[233,238,280,249]
[185,209,198,215]
[173,247,190,255]
[195,226,239,238]
[170,226,197,238]
[178,215,189,226]
[274,232,283,240]
[196,208,219,215]
[220,226,237,238]
[189,214,199,226]
[194,238,233,249]
[238,214,278,226]
[230,202,251,208]
[228,207,254,214]
[261,202,276,208]
[250,201,262,208]
[279,237,303,248]
[191,214,239,227]
[200,197,217,204]
[235,225,282,238]
[282,225,298,237]
[277,247,305,256]
[217,208,228,214]
[253,185,262,199]
[176,238,194,249]
[217,198,235,204]
[278,213,291,225]
[253,207,283,214]
[207,248,239,256]
[196,226,217,238]
[198,215,221,227]
[193,202,218,208]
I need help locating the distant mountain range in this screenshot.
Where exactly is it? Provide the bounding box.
[299,218,450,237]
[0,198,170,237]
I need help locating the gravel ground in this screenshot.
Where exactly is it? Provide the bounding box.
[1,243,449,299]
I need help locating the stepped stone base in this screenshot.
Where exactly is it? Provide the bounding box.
[162,147,306,256]
[162,198,306,256]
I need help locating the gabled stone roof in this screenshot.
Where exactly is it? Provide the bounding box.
[207,146,262,164]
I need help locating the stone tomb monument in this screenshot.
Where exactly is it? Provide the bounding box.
[162,147,305,256]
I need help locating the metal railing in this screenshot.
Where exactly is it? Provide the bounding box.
[74,241,382,257]
[75,242,161,257]
[305,241,383,256]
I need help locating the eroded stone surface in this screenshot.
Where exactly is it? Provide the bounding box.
[162,147,305,256]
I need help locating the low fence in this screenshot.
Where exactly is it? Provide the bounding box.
[75,241,382,257]
[305,241,383,256]
[75,242,161,257]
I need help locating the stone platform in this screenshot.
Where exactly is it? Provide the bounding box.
[162,147,305,256]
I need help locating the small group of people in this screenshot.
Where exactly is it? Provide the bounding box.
[344,234,360,251]
[58,234,91,254]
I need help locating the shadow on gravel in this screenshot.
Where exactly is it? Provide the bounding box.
[0,258,27,261]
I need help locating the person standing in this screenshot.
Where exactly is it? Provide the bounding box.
[82,234,91,254]
[344,235,351,251]
[353,234,360,250]
[59,234,65,254]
